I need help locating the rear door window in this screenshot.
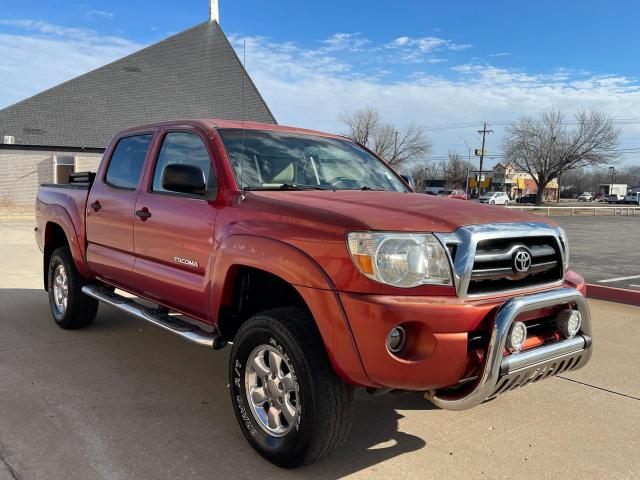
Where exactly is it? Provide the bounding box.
[105,134,153,189]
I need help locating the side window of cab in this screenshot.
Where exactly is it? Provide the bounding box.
[151,132,216,197]
[105,134,153,189]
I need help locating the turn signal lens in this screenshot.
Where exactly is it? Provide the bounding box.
[347,232,452,288]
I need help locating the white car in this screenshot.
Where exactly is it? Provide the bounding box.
[606,193,625,204]
[577,192,593,202]
[478,191,510,205]
[623,192,640,205]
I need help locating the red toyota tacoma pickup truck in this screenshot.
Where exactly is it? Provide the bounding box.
[35,119,592,467]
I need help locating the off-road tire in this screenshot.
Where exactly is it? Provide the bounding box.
[47,246,98,329]
[229,307,354,468]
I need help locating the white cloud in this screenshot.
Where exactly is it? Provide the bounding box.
[72,3,114,20]
[0,20,143,108]
[231,36,640,165]
[87,9,115,19]
[321,33,370,52]
[1,21,638,165]
[384,35,472,63]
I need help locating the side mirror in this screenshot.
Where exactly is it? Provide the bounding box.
[162,163,206,195]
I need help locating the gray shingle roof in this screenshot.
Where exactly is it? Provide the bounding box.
[0,21,276,149]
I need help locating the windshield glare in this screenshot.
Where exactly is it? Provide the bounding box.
[217,129,407,192]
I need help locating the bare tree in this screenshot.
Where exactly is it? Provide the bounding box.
[340,107,432,169]
[503,109,620,205]
[410,161,441,192]
[442,151,473,188]
[339,106,380,147]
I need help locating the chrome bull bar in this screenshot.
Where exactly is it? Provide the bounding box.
[427,287,592,411]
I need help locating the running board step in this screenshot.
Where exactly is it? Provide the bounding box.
[82,285,226,349]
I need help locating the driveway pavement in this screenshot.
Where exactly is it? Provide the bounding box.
[555,216,640,290]
[0,221,639,480]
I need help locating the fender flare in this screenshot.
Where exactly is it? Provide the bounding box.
[210,234,373,387]
[43,205,91,280]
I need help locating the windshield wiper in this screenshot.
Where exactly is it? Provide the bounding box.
[241,183,331,191]
[278,183,331,191]
[360,186,385,191]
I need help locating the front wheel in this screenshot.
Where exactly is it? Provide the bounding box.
[229,307,354,467]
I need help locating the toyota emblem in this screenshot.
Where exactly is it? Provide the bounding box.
[513,248,532,274]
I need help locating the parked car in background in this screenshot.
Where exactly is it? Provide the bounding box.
[516,193,538,204]
[623,191,640,205]
[478,191,510,205]
[578,192,593,202]
[606,193,625,204]
[438,189,467,200]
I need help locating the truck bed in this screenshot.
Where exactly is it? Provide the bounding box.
[35,183,90,256]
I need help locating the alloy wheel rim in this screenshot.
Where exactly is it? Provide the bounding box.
[53,264,68,315]
[244,344,299,437]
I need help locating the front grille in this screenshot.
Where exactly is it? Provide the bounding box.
[467,236,563,295]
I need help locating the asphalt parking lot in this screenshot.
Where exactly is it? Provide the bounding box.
[1,220,639,480]
[554,216,640,290]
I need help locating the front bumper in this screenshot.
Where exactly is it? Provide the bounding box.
[426,287,592,410]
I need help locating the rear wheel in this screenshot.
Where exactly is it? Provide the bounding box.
[47,246,98,329]
[229,307,354,467]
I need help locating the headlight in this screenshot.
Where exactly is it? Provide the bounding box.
[557,227,569,271]
[347,232,452,287]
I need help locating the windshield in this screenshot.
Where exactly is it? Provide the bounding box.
[484,191,498,196]
[217,129,407,192]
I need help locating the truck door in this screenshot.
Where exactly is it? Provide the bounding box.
[86,133,154,287]
[132,128,218,321]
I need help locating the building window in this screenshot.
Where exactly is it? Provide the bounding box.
[54,155,76,184]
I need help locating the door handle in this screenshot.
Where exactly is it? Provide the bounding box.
[135,208,152,220]
[90,201,102,212]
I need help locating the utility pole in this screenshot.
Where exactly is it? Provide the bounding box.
[461,137,472,197]
[609,166,616,187]
[477,122,492,196]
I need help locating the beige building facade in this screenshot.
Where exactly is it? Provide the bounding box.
[0,149,102,206]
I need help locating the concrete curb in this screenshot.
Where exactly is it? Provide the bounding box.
[586,284,640,307]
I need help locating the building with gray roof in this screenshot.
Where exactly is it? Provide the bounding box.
[0,19,275,206]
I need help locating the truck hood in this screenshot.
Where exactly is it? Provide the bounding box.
[250,190,554,232]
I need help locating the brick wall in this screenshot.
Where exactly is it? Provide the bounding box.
[0,149,103,206]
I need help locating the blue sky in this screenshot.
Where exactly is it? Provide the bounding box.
[1,0,639,165]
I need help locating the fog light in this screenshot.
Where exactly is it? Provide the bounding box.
[386,326,406,353]
[507,321,527,353]
[556,309,582,338]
